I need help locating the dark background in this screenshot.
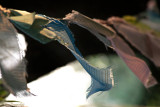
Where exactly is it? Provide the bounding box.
[0,0,158,82]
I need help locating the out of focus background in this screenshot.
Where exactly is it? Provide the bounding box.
[0,0,160,106]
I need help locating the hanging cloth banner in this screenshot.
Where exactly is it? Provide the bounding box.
[9,10,115,98]
[0,11,32,96]
[64,10,157,88]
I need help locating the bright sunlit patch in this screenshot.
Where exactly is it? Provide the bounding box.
[6,61,91,107]
[6,54,146,106]
[17,33,27,57]
[109,68,114,87]
[0,33,27,70]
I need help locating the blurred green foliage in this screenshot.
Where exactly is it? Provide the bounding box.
[0,80,24,106]
[86,54,160,106]
[0,80,9,102]
[86,54,147,106]
[123,15,160,37]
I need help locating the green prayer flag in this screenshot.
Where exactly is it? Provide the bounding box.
[9,9,57,44]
